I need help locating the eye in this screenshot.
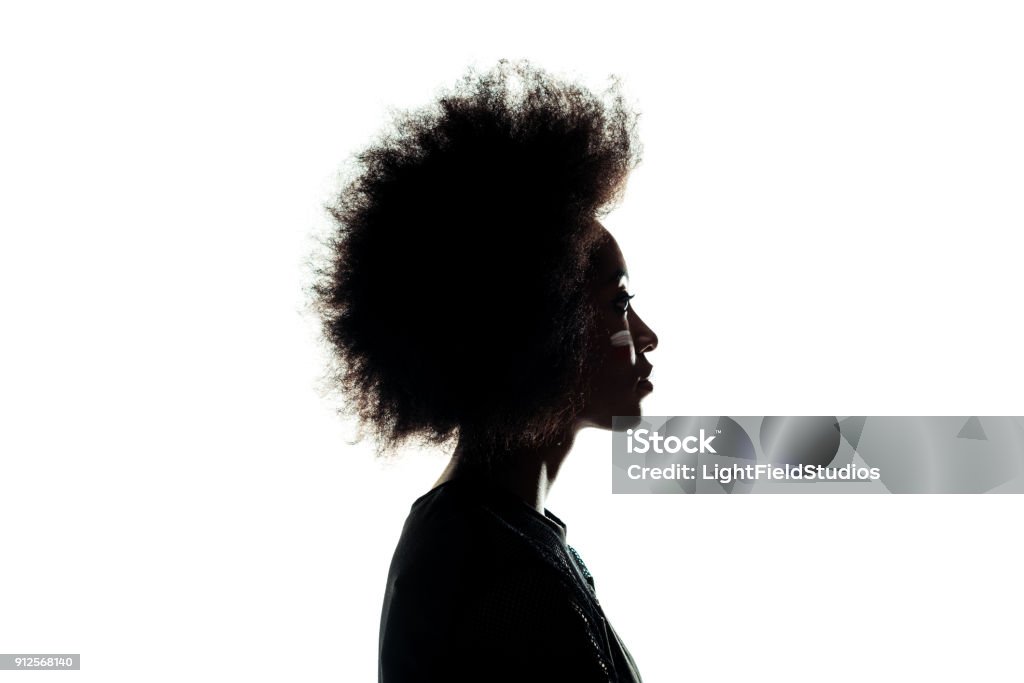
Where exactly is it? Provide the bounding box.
[613,291,636,314]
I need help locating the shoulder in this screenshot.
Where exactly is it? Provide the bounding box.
[381,480,549,614]
[378,481,613,681]
[386,479,568,575]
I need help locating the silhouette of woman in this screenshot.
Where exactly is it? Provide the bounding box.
[311,59,658,682]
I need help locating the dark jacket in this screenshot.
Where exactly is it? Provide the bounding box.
[378,476,642,682]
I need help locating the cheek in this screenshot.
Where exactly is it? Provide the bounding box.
[608,329,636,365]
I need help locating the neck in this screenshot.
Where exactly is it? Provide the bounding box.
[433,427,578,513]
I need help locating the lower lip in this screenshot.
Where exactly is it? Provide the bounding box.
[636,380,654,393]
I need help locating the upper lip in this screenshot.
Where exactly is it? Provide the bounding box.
[636,365,653,382]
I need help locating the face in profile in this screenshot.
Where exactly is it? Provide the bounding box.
[577,224,659,431]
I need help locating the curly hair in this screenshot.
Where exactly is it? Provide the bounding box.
[309,59,641,460]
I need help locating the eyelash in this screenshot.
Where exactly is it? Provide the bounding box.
[614,292,636,313]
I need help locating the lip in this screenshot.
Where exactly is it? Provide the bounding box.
[636,379,654,394]
[635,362,653,384]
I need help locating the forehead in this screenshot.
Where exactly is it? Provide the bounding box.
[589,226,628,285]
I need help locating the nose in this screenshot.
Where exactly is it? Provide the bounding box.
[630,308,658,354]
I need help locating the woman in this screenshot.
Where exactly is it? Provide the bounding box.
[312,59,658,682]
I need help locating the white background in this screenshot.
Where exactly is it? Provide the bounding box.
[1,1,1022,681]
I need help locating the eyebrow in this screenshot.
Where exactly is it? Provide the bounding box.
[606,267,629,285]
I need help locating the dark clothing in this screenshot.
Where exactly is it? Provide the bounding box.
[378,477,643,682]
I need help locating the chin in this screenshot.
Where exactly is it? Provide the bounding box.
[609,413,644,431]
[601,400,644,431]
[578,390,646,431]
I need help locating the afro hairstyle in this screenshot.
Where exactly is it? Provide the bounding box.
[309,59,641,460]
